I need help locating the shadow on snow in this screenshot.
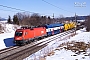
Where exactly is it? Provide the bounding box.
[4,37,16,47]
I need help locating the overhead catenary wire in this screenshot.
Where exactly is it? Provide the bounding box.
[0,0,76,17]
[0,4,50,17]
[0,8,19,12]
[41,0,77,28]
[41,0,77,23]
[0,4,35,13]
[42,0,74,13]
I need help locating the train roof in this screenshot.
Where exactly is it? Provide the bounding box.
[45,23,64,28]
[16,26,45,31]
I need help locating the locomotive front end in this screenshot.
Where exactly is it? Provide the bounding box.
[14,30,24,45]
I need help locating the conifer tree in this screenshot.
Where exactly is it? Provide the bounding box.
[7,15,12,23]
[13,15,19,25]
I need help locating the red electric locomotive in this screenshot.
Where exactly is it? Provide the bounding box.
[14,26,47,45]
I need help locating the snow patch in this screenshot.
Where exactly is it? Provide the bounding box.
[0,21,20,50]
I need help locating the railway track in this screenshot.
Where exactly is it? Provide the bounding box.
[0,29,75,60]
[0,46,19,55]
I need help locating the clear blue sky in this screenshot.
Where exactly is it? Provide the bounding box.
[0,0,89,18]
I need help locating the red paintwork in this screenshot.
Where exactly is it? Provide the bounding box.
[14,27,47,41]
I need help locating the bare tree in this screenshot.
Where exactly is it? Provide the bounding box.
[14,12,54,26]
[30,13,41,26]
[41,16,46,25]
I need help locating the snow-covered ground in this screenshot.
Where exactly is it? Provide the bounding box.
[46,30,90,60]
[0,21,20,50]
[0,21,90,60]
[24,28,90,60]
[0,21,20,33]
[0,32,15,50]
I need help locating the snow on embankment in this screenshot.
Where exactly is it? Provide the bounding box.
[46,29,90,60]
[0,21,20,50]
[69,29,90,43]
[0,21,20,33]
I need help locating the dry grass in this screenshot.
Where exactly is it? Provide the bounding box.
[40,57,46,60]
[59,41,90,55]
[47,51,55,56]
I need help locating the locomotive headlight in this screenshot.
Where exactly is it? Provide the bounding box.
[16,37,22,40]
[16,38,20,40]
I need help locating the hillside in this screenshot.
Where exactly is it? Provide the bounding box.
[0,21,20,50]
[0,21,20,33]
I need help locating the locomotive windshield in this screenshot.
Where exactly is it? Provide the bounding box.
[15,31,23,36]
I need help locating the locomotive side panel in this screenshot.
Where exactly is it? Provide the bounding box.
[34,27,47,38]
[23,29,34,40]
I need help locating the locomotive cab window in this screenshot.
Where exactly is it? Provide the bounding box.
[15,31,23,36]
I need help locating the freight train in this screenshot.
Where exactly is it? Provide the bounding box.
[14,22,76,45]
